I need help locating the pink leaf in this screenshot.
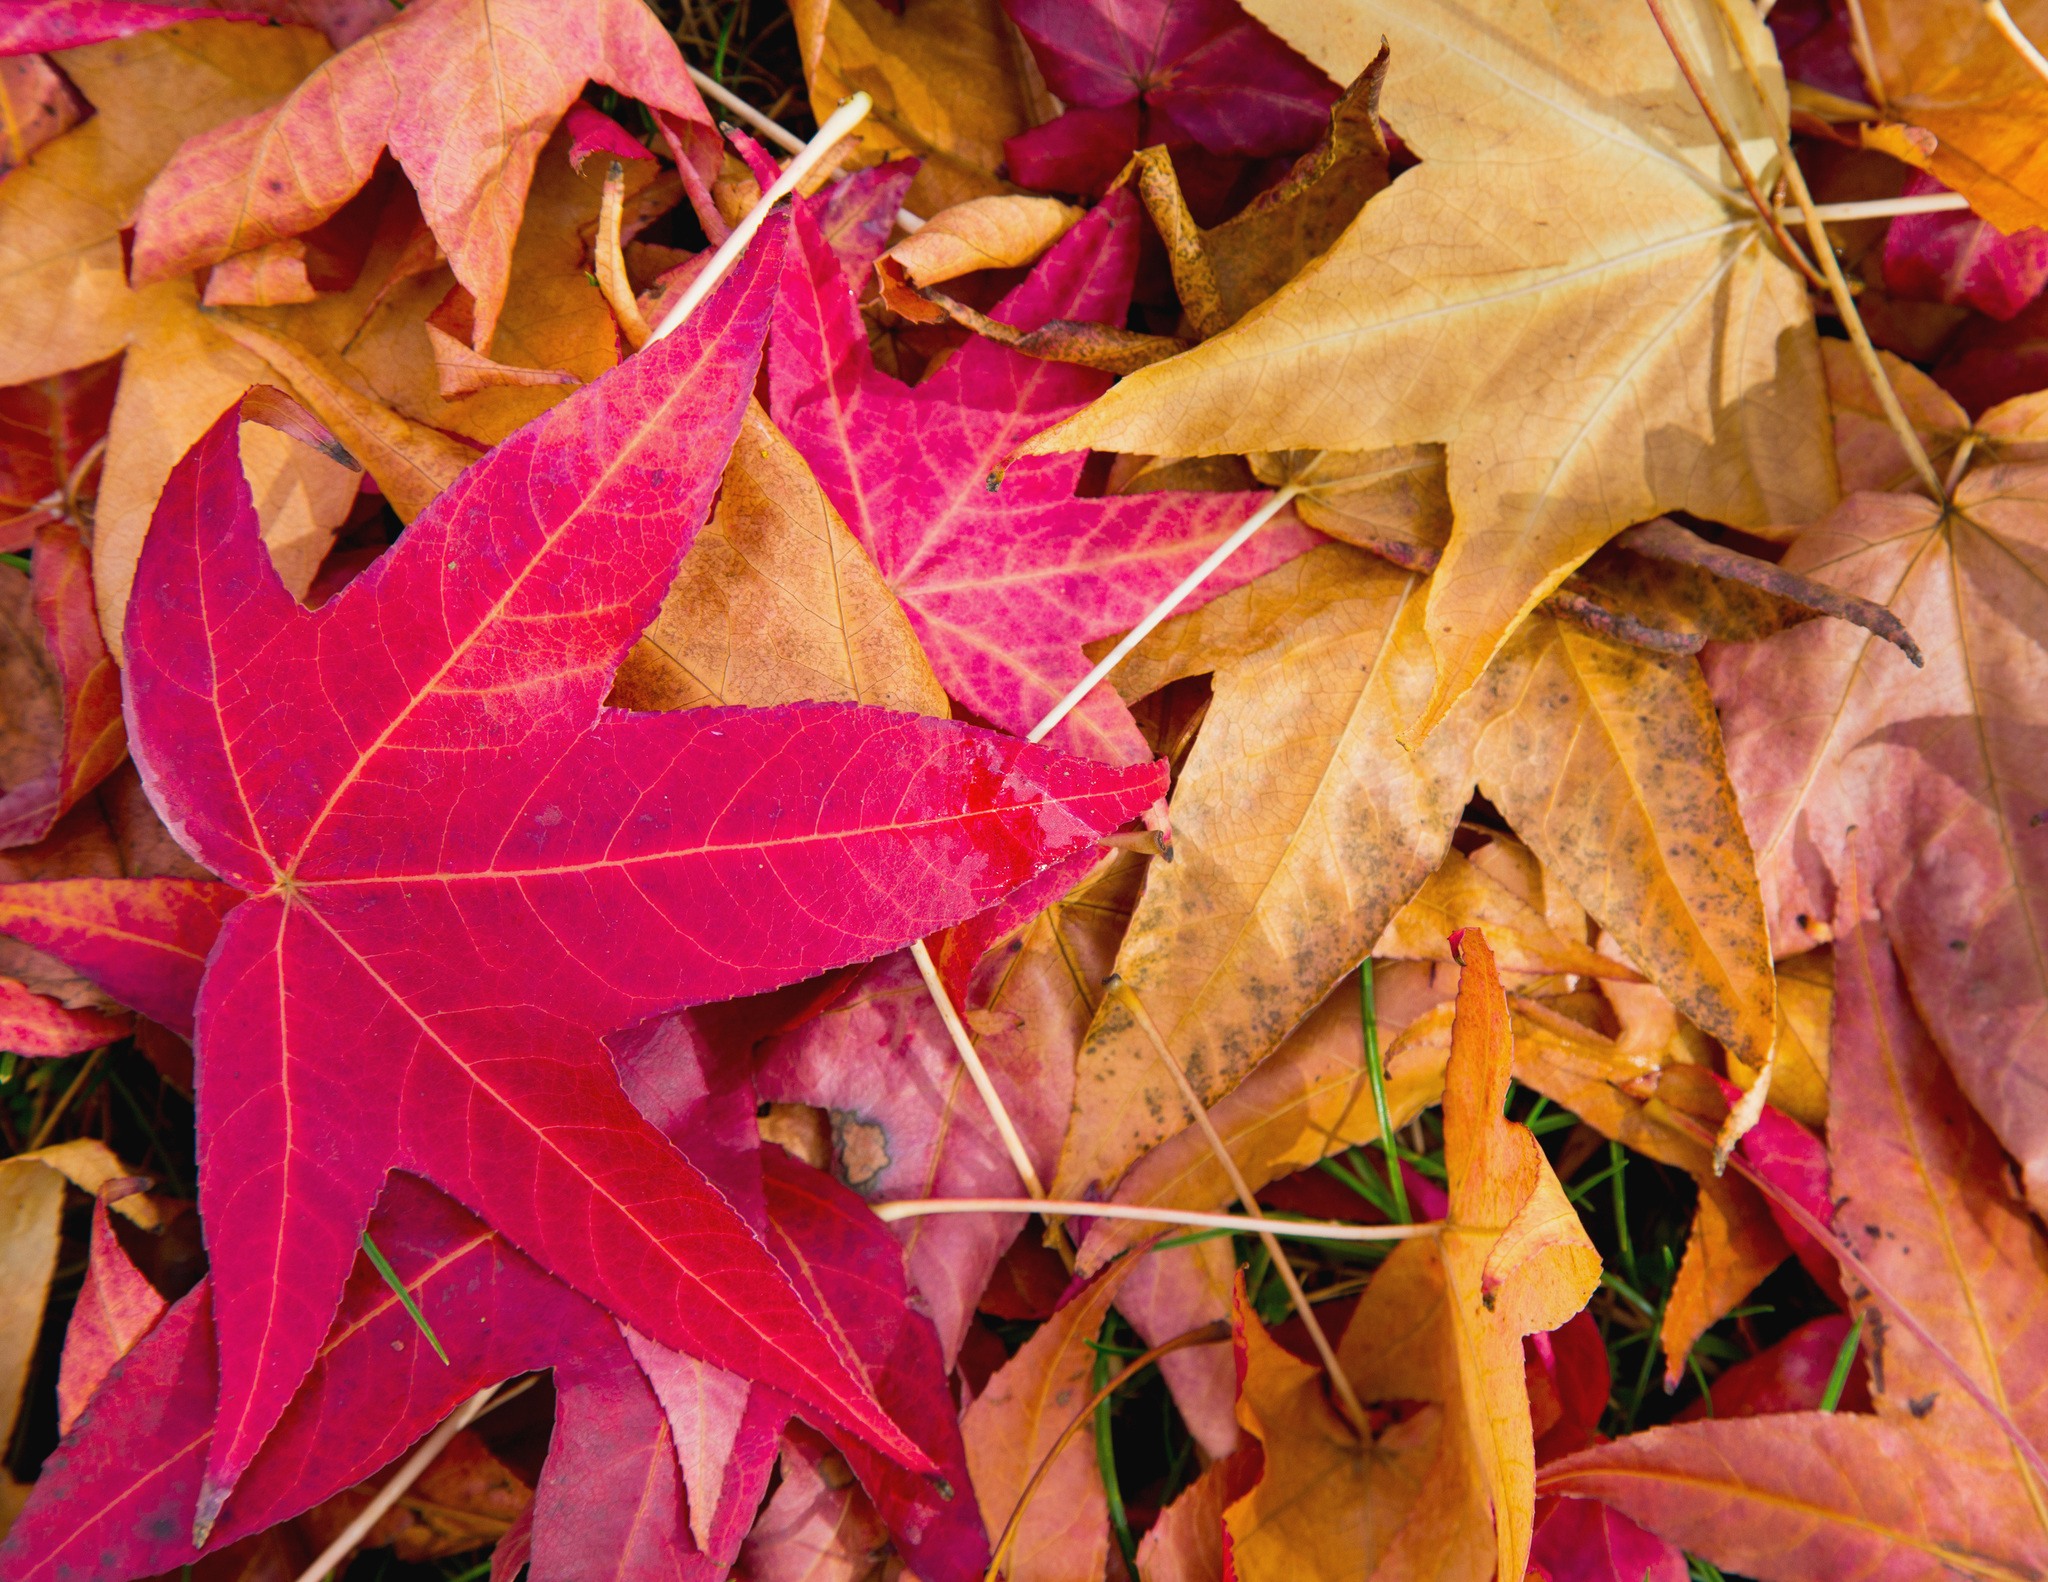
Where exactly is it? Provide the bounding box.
[0,878,240,1036]
[563,99,653,173]
[0,0,266,56]
[1528,1496,1687,1582]
[1885,174,2048,321]
[769,190,1320,768]
[56,1185,167,1434]
[0,973,128,1056]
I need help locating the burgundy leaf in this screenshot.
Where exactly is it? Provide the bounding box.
[1884,173,2048,321]
[769,190,1318,768]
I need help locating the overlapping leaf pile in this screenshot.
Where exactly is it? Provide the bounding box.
[0,0,2045,1579]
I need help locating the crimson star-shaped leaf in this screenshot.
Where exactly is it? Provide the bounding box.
[33,225,1158,1533]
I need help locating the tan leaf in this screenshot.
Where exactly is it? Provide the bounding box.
[1470,611,1776,1073]
[610,402,947,717]
[792,0,1033,215]
[0,25,360,653]
[1375,846,1642,983]
[1054,546,1478,1201]
[1024,0,1834,737]
[875,194,1083,323]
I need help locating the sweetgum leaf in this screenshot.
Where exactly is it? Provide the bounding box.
[769,188,1319,769]
[67,225,1163,1529]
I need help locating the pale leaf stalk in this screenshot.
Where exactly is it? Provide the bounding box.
[1986,0,2048,87]
[1640,0,1828,290]
[1701,0,1947,500]
[648,93,874,344]
[908,937,1049,1204]
[597,161,653,350]
[684,65,925,232]
[872,1196,1438,1243]
[1793,193,1973,222]
[290,1380,526,1582]
[1106,975,1375,1438]
[1027,484,1300,744]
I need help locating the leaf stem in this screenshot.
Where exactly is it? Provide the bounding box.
[871,1197,1439,1243]
[1702,0,1947,501]
[1790,193,1972,222]
[647,91,874,343]
[1986,0,2048,87]
[1360,960,1409,1223]
[1105,975,1374,1438]
[287,1378,530,1582]
[1026,485,1301,744]
[1639,0,1829,291]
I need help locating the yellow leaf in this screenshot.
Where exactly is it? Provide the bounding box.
[1470,610,1776,1073]
[0,25,359,653]
[1023,0,1834,737]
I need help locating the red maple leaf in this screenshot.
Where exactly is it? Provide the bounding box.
[1000,0,1336,196]
[769,189,1319,769]
[0,230,1161,1533]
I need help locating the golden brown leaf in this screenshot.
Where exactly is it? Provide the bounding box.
[1376,846,1641,983]
[791,0,1033,215]
[0,25,360,652]
[1026,0,1834,738]
[609,402,945,716]
[874,195,1083,323]
[1054,546,1478,1200]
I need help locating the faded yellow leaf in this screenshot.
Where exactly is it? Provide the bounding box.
[0,25,360,652]
[610,402,946,717]
[1728,945,1832,1130]
[1375,846,1640,983]
[1054,546,1478,1201]
[1025,0,1833,737]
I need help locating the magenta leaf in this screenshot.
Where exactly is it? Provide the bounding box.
[1000,0,1334,193]
[99,224,1162,1527]
[1884,173,2048,321]
[0,0,267,56]
[1529,1496,1687,1582]
[0,878,240,1037]
[563,100,654,173]
[769,190,1319,768]
[814,158,920,290]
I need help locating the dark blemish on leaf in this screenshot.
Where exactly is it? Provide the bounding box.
[1949,940,1967,951]
[1907,1394,1937,1418]
[830,1111,890,1190]
[1482,1291,1496,1311]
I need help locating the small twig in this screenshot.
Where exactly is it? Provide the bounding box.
[61,436,106,525]
[983,1321,1229,1582]
[684,64,924,232]
[1026,485,1300,743]
[1641,0,1829,291]
[1106,975,1375,1438]
[1986,0,2048,87]
[871,1197,1439,1242]
[648,92,874,344]
[1703,0,1947,502]
[288,1379,531,1582]
[1841,0,1887,108]
[1791,193,1973,222]
[907,938,1050,1204]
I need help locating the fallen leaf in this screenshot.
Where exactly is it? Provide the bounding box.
[1823,337,2048,497]
[609,400,948,718]
[128,0,714,354]
[1857,0,2048,233]
[1131,1446,1256,1582]
[55,1179,167,1434]
[813,158,920,292]
[0,357,118,551]
[770,188,1317,770]
[0,54,82,183]
[1528,1497,1686,1582]
[760,854,1143,1362]
[1707,456,2048,1208]
[0,1,267,54]
[791,0,1034,215]
[1054,546,1474,1200]
[1025,0,1835,737]
[961,1269,1120,1582]
[1674,1314,1870,1420]
[1001,0,1336,198]
[10,232,1164,1528]
[1468,610,1776,1078]
[0,23,363,653]
[299,1429,529,1563]
[1885,172,2048,320]
[739,1428,895,1582]
[1538,907,2048,1578]
[0,972,130,1054]
[1375,846,1641,984]
[1223,1272,1448,1582]
[0,521,125,847]
[875,193,1083,322]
